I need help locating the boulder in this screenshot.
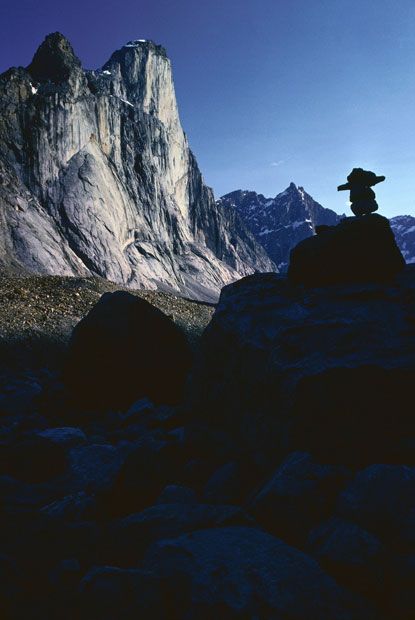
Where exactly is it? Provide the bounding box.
[251,452,350,544]
[78,566,163,620]
[337,465,415,549]
[189,270,415,462]
[37,427,87,448]
[288,214,405,286]
[98,436,187,517]
[290,366,415,466]
[64,291,192,409]
[143,526,376,619]
[40,491,95,521]
[307,518,384,596]
[156,484,197,505]
[0,437,67,484]
[100,503,254,566]
[67,444,126,493]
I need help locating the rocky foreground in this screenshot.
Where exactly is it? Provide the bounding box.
[1,215,415,619]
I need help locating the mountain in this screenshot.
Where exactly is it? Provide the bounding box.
[390,215,415,263]
[217,183,342,271]
[219,184,415,270]
[0,33,274,302]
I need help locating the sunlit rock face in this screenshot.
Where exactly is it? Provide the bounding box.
[0,33,275,300]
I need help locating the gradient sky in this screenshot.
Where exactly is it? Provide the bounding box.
[1,0,414,217]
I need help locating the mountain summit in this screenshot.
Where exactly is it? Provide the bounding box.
[0,34,274,301]
[217,184,341,271]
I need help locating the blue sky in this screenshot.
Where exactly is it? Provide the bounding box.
[1,0,414,217]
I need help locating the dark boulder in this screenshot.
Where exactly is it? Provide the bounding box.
[0,437,67,484]
[307,518,384,597]
[288,214,405,286]
[100,503,254,566]
[64,291,192,409]
[337,465,415,550]
[156,484,197,504]
[97,436,187,517]
[78,566,163,620]
[290,366,415,466]
[37,427,87,448]
[189,270,415,464]
[67,443,126,493]
[251,452,350,545]
[143,526,377,619]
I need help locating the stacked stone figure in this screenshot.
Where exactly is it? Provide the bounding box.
[338,168,385,216]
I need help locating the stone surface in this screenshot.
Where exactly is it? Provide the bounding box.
[288,214,405,286]
[0,34,275,301]
[37,427,87,447]
[101,503,253,566]
[307,518,384,597]
[156,484,197,504]
[67,444,126,493]
[251,452,350,544]
[143,526,376,619]
[337,465,415,549]
[78,566,163,619]
[189,268,415,463]
[64,290,192,408]
[0,436,67,483]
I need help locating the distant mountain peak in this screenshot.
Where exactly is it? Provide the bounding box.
[218,186,341,271]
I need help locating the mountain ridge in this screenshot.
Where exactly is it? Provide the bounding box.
[217,183,342,271]
[218,183,415,269]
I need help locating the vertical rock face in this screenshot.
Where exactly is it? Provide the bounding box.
[0,33,275,301]
[217,183,342,271]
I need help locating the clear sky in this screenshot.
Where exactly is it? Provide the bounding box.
[1,0,414,217]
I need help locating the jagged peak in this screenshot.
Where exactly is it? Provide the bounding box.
[104,39,168,69]
[27,32,82,83]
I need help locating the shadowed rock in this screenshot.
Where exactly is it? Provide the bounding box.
[64,291,192,409]
[27,32,82,83]
[142,526,376,619]
[288,214,405,286]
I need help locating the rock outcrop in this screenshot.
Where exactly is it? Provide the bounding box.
[189,264,415,464]
[0,33,275,301]
[288,214,405,286]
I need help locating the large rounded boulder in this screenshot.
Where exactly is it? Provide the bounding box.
[288,214,405,286]
[64,291,192,409]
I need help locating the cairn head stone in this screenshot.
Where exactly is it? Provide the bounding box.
[27,32,82,83]
[288,214,405,286]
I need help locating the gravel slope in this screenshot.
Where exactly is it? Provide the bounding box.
[0,274,215,368]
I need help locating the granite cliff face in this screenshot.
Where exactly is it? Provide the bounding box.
[217,183,342,271]
[0,33,274,301]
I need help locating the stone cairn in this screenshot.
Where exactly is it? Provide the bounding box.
[337,168,385,216]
